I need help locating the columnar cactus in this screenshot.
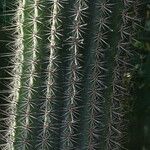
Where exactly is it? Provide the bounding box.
[0,0,148,150]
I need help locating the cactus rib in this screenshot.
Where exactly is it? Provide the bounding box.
[84,0,113,149]
[61,0,88,149]
[36,0,63,149]
[4,0,25,150]
[106,1,141,149]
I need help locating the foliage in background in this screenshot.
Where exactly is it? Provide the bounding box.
[129,2,150,150]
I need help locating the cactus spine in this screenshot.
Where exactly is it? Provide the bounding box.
[0,0,147,150]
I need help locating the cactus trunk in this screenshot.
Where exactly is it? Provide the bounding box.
[0,0,148,150]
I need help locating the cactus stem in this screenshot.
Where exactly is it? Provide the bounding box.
[0,0,145,149]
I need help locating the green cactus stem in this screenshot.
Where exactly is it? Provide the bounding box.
[0,0,147,150]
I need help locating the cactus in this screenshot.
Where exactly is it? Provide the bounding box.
[0,0,148,150]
